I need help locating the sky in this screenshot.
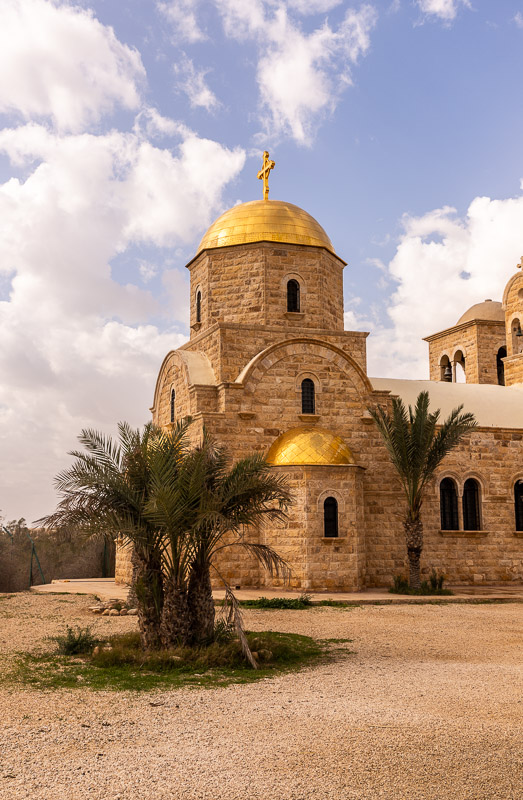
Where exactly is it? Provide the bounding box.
[2,0,523,522]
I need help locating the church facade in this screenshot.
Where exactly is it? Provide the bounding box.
[116,160,523,591]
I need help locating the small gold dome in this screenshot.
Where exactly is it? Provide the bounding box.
[197,200,336,257]
[266,427,354,466]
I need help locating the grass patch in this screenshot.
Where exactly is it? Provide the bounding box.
[389,571,453,596]
[238,594,313,609]
[230,595,360,610]
[4,630,342,692]
[314,600,361,608]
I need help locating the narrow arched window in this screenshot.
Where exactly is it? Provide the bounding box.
[287,279,300,312]
[170,388,175,423]
[301,379,315,414]
[196,290,201,323]
[440,478,459,531]
[497,346,506,386]
[462,478,481,531]
[440,355,452,382]
[324,497,338,538]
[515,481,523,532]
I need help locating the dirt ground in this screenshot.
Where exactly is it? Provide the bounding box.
[0,592,521,800]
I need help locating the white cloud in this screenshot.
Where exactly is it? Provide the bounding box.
[157,0,206,42]
[366,192,523,379]
[218,1,377,145]
[173,55,221,111]
[286,0,343,13]
[416,0,471,23]
[139,261,159,282]
[0,0,145,132]
[0,119,245,521]
[514,12,523,29]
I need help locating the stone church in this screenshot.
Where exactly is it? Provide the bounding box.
[116,155,523,590]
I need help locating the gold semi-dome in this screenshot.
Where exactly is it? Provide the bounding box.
[197,200,336,257]
[457,299,504,325]
[266,427,354,466]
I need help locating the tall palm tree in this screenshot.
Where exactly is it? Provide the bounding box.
[40,421,190,650]
[369,391,476,589]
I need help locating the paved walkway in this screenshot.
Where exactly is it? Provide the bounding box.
[31,577,523,604]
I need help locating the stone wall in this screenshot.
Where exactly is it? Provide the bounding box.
[425,320,505,385]
[187,243,345,336]
[1,527,115,593]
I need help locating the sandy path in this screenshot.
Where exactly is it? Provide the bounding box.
[0,592,521,800]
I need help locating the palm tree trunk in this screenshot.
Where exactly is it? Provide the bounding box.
[131,548,164,650]
[161,578,192,647]
[404,518,423,590]
[187,562,215,644]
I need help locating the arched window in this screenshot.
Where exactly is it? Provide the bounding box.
[454,350,466,383]
[301,378,315,414]
[511,318,522,354]
[440,478,459,531]
[440,355,452,382]
[324,497,338,538]
[196,290,202,323]
[170,388,175,423]
[462,478,481,531]
[287,279,300,312]
[515,481,523,532]
[497,346,506,386]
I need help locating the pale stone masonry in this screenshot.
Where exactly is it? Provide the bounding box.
[116,199,523,590]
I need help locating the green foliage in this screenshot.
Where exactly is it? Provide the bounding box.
[51,625,98,655]
[390,571,453,596]
[369,392,477,520]
[5,631,335,692]
[239,594,313,609]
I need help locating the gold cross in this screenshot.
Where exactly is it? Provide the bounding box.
[518,256,523,270]
[257,150,275,201]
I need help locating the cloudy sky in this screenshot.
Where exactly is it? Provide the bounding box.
[2,0,523,522]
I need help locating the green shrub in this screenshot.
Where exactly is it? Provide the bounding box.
[239,594,313,609]
[390,571,453,596]
[52,626,97,655]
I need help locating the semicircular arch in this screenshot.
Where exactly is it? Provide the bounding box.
[236,338,373,396]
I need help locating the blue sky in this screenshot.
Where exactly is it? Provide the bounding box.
[2,0,523,521]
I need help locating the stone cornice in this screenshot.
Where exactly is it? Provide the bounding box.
[423,318,505,343]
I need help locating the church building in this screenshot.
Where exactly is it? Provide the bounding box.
[116,154,523,590]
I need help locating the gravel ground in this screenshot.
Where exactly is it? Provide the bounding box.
[0,592,522,800]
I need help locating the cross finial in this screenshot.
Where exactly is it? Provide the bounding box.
[518,256,523,270]
[257,150,275,201]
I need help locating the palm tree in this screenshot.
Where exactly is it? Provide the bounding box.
[147,433,292,654]
[369,391,476,589]
[40,421,191,650]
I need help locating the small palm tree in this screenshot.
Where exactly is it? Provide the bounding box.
[369,391,476,589]
[40,421,191,650]
[147,433,292,657]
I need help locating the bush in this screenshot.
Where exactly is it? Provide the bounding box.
[390,570,453,596]
[52,626,98,655]
[239,594,313,609]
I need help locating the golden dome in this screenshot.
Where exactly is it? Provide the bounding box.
[266,427,354,466]
[457,299,504,325]
[197,200,336,257]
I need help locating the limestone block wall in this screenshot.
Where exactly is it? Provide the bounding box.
[362,427,523,586]
[184,323,368,385]
[187,243,345,336]
[115,538,133,586]
[503,270,523,357]
[504,353,523,386]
